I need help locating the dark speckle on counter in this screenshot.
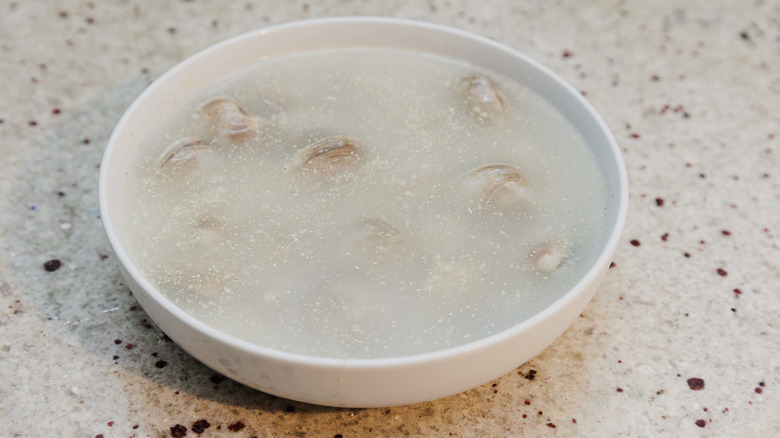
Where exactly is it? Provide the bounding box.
[227,421,245,432]
[687,378,705,391]
[43,259,61,271]
[191,419,210,434]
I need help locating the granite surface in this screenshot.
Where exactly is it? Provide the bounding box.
[1,1,778,436]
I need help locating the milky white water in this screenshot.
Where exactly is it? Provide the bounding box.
[123,49,607,359]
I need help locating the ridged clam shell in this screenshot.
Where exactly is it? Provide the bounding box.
[157,137,209,173]
[460,74,505,121]
[200,97,260,139]
[462,164,530,211]
[530,239,570,273]
[289,135,365,176]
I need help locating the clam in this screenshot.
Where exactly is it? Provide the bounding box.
[462,164,530,211]
[355,218,404,256]
[200,97,260,139]
[529,239,569,273]
[157,137,210,173]
[460,74,505,121]
[289,135,365,176]
[193,215,223,245]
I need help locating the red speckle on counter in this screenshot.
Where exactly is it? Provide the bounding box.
[630,239,641,246]
[43,259,61,271]
[82,138,90,144]
[524,399,531,405]
[717,268,728,277]
[616,388,624,393]
[661,233,669,241]
[124,343,134,350]
[655,197,664,206]
[86,17,95,24]
[95,435,103,438]
[733,288,742,296]
[52,108,61,115]
[722,230,731,236]
[523,369,537,380]
[227,421,245,432]
[759,381,765,387]
[114,339,122,345]
[695,419,706,428]
[687,378,705,390]
[755,387,763,394]
[28,120,38,126]
[630,133,640,139]
[609,262,616,268]
[191,419,210,434]
[731,308,736,312]
[562,49,573,58]
[684,252,691,258]
[699,173,706,178]
[522,414,527,418]
[572,418,577,424]
[107,421,113,426]
[133,425,139,429]
[170,424,187,437]
[546,423,557,428]
[538,411,543,415]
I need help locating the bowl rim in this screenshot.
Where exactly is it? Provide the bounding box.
[99,16,628,369]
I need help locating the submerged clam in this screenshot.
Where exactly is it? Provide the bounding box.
[157,137,210,174]
[529,239,570,273]
[460,74,506,121]
[462,164,531,211]
[289,135,365,177]
[200,97,260,139]
[355,218,404,256]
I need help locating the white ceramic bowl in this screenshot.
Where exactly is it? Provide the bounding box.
[99,17,628,407]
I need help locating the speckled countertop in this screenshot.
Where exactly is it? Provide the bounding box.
[1,1,778,437]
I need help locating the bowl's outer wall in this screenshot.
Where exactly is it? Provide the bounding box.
[100,17,627,407]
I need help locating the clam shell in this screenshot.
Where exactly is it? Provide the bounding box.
[157,137,209,173]
[200,97,260,139]
[356,218,404,256]
[460,74,505,121]
[530,239,570,273]
[289,135,366,176]
[462,164,530,211]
